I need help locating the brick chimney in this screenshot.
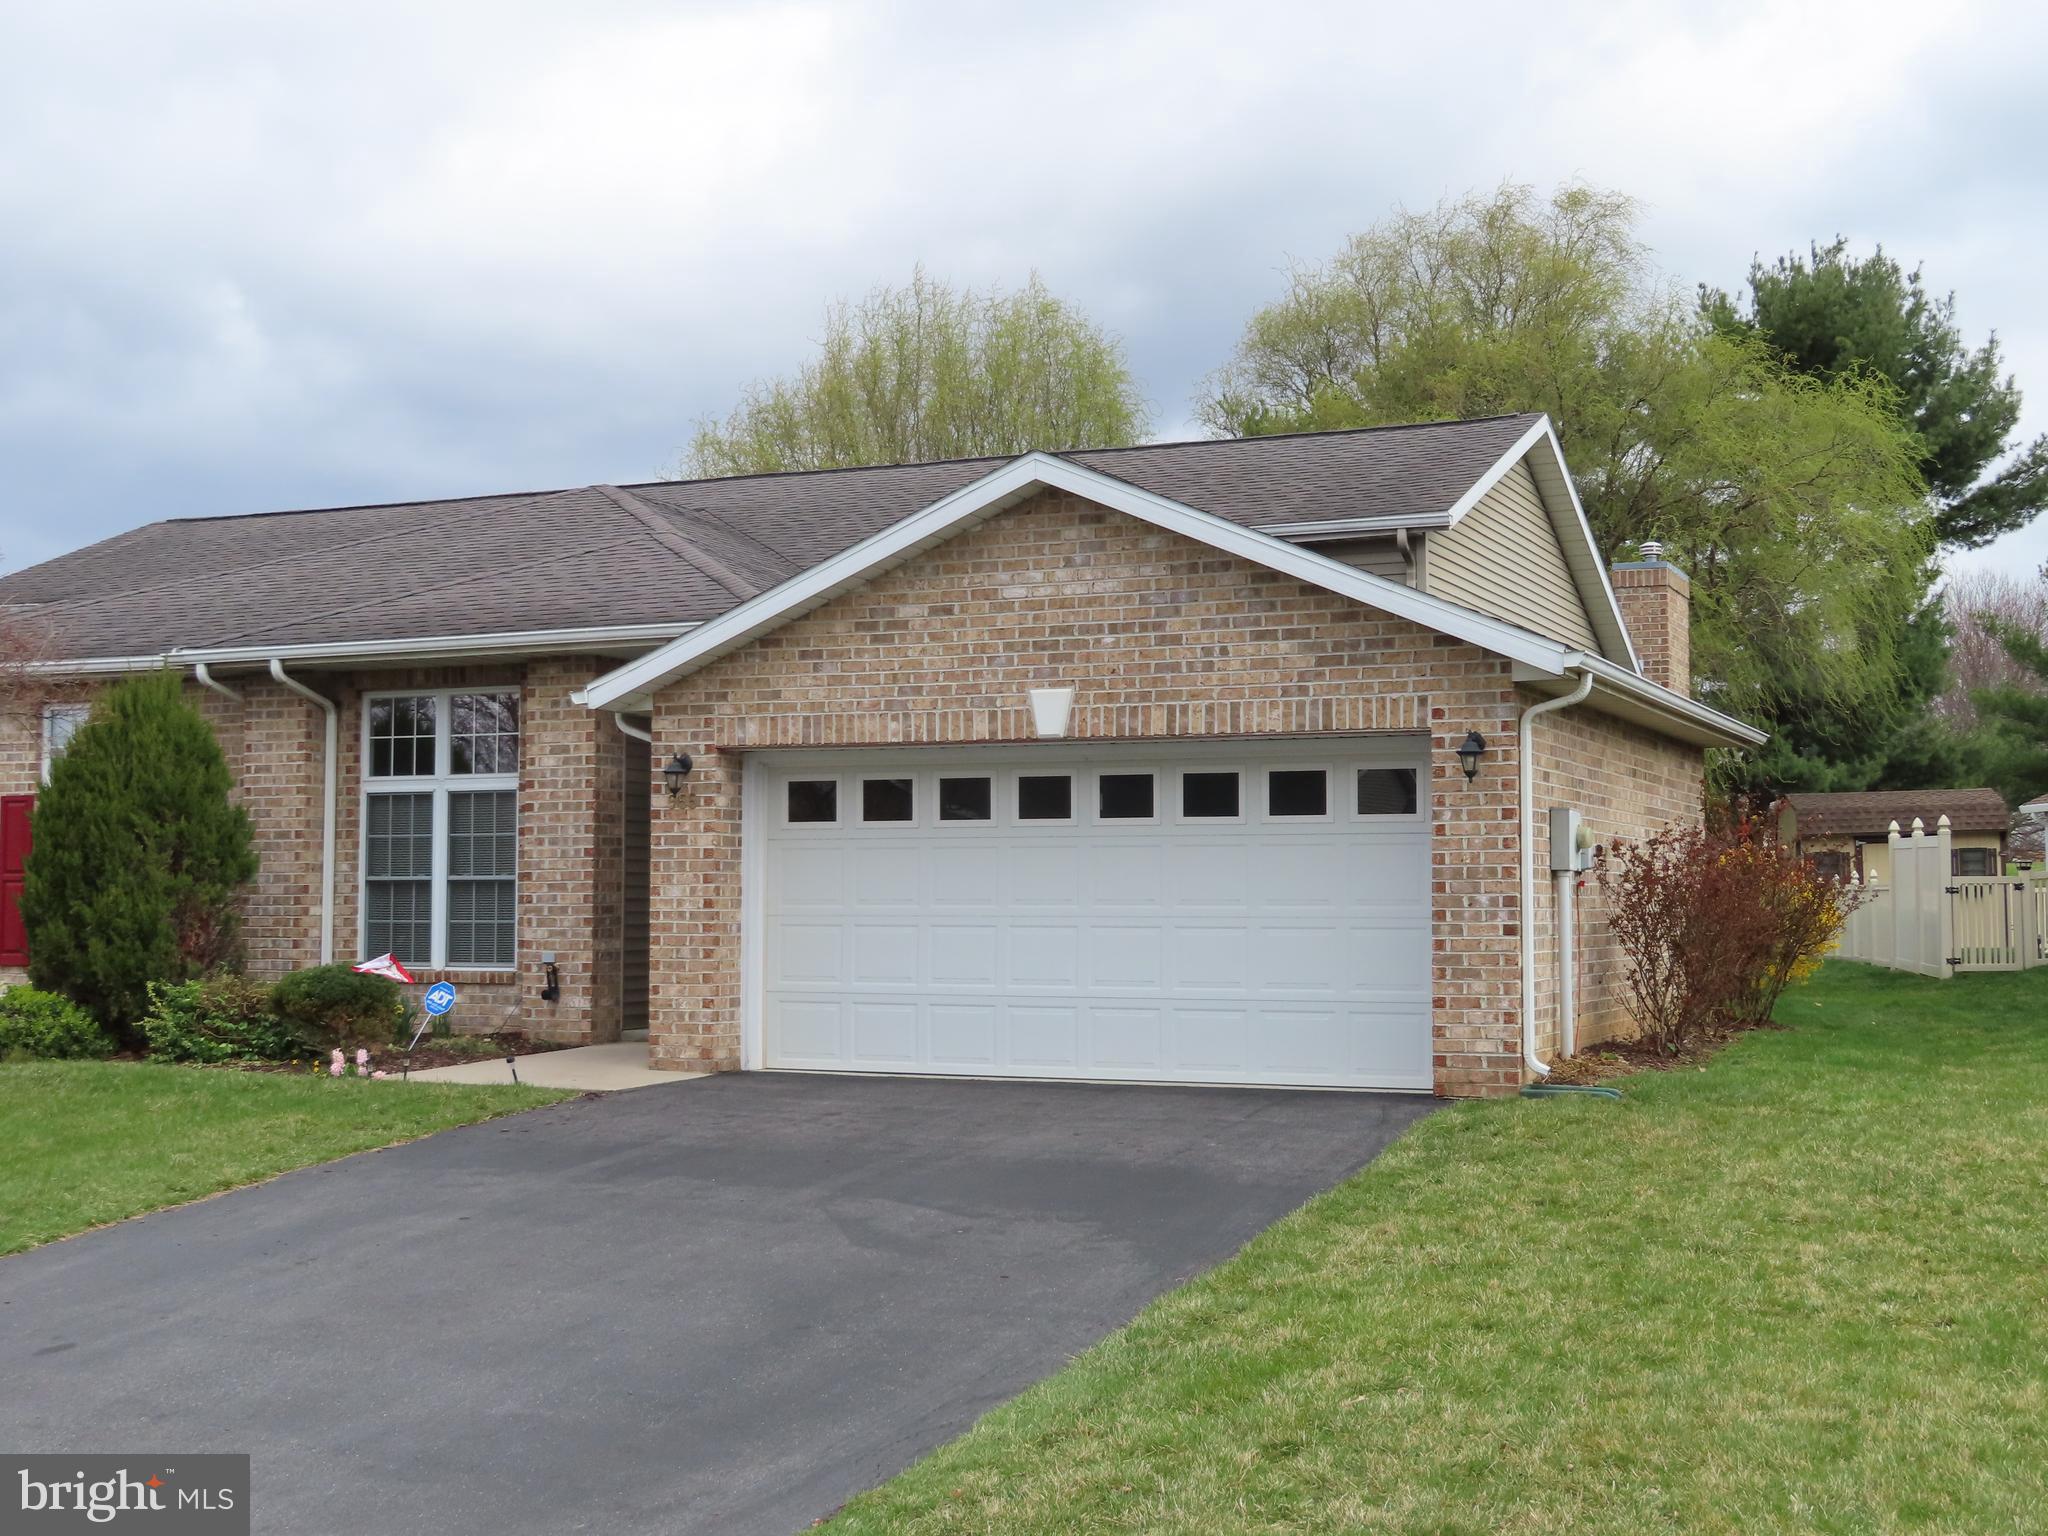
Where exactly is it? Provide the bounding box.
[1610,541,1691,693]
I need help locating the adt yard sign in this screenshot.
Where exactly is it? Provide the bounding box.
[423,982,457,1017]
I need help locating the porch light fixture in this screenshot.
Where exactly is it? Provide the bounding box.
[663,752,694,795]
[1455,731,1487,782]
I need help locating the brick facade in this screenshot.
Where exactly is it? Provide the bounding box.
[1527,701,1706,1054]
[1610,559,1691,692]
[642,489,1662,1095]
[1,661,635,1043]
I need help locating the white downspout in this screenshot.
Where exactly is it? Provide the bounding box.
[1519,669,1594,1078]
[269,659,337,965]
[612,712,653,745]
[192,661,240,701]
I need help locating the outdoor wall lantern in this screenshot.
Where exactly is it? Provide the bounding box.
[1456,731,1487,782]
[663,753,695,796]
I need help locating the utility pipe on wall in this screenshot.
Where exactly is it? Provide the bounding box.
[269,659,337,965]
[1557,866,1578,1059]
[1518,669,1594,1078]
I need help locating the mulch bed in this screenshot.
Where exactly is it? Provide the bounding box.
[1543,1021,1783,1085]
[205,1031,576,1076]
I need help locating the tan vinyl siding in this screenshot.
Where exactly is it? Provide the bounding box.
[1422,459,1597,648]
[1315,536,1414,585]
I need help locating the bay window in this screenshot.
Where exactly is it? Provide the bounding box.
[363,690,518,968]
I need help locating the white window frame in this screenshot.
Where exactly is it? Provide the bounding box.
[779,775,844,829]
[1012,769,1078,826]
[1349,765,1426,823]
[1090,768,1161,826]
[41,703,90,782]
[360,688,520,972]
[1174,766,1248,826]
[1262,764,1335,824]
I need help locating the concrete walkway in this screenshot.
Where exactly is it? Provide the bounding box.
[405,1039,700,1090]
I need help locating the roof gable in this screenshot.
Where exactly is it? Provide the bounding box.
[581,452,1584,709]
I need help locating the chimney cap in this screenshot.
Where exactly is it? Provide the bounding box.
[1639,539,1665,560]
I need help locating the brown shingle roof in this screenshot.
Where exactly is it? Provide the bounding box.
[0,414,1542,660]
[1783,788,2012,837]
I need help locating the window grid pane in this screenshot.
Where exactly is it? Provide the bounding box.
[447,878,515,966]
[369,695,436,777]
[448,791,516,878]
[450,692,520,775]
[365,880,433,966]
[1356,768,1418,816]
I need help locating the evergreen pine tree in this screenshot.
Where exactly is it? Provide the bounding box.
[21,672,257,1034]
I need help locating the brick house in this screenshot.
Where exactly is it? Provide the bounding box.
[0,414,1761,1095]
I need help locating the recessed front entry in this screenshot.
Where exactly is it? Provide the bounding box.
[754,740,1432,1089]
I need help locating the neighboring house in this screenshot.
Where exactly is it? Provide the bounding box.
[0,413,1762,1096]
[1778,789,2012,882]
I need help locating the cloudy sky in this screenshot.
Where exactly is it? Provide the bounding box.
[4,0,2045,581]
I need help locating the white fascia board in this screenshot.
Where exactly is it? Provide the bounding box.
[582,452,1574,710]
[1446,418,1641,675]
[1515,653,1768,749]
[169,622,696,668]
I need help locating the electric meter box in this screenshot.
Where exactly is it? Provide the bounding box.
[1549,806,1596,873]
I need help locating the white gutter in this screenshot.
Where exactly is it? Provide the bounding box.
[192,661,240,700]
[173,621,695,668]
[1519,669,1594,1079]
[269,659,337,965]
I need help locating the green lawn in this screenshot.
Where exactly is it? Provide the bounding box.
[829,963,2048,1535]
[0,1061,569,1255]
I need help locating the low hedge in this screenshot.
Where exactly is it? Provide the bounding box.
[0,987,116,1060]
[269,965,412,1048]
[140,975,298,1063]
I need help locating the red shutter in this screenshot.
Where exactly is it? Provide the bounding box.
[0,793,32,967]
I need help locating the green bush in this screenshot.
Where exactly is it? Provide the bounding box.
[0,986,115,1060]
[21,673,258,1039]
[269,965,410,1048]
[139,975,298,1063]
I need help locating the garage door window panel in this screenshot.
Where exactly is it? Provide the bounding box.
[1017,774,1074,823]
[1096,772,1156,822]
[1355,767,1420,818]
[860,777,915,825]
[1266,768,1330,821]
[1179,770,1243,823]
[938,776,992,823]
[785,780,840,826]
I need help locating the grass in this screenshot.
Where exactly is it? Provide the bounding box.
[828,963,2048,1535]
[0,1060,570,1256]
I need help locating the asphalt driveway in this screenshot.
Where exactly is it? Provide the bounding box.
[0,1074,1433,1535]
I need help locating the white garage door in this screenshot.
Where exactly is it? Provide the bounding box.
[754,741,1432,1090]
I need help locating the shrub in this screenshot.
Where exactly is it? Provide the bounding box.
[139,975,298,1063]
[269,965,410,1048]
[0,986,115,1060]
[21,674,258,1040]
[1598,812,1865,1053]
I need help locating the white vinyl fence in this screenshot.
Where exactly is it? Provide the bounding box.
[1834,815,2046,977]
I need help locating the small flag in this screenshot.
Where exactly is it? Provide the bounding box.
[353,953,415,984]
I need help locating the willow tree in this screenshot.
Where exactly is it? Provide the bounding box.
[1198,183,1932,790]
[684,268,1151,475]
